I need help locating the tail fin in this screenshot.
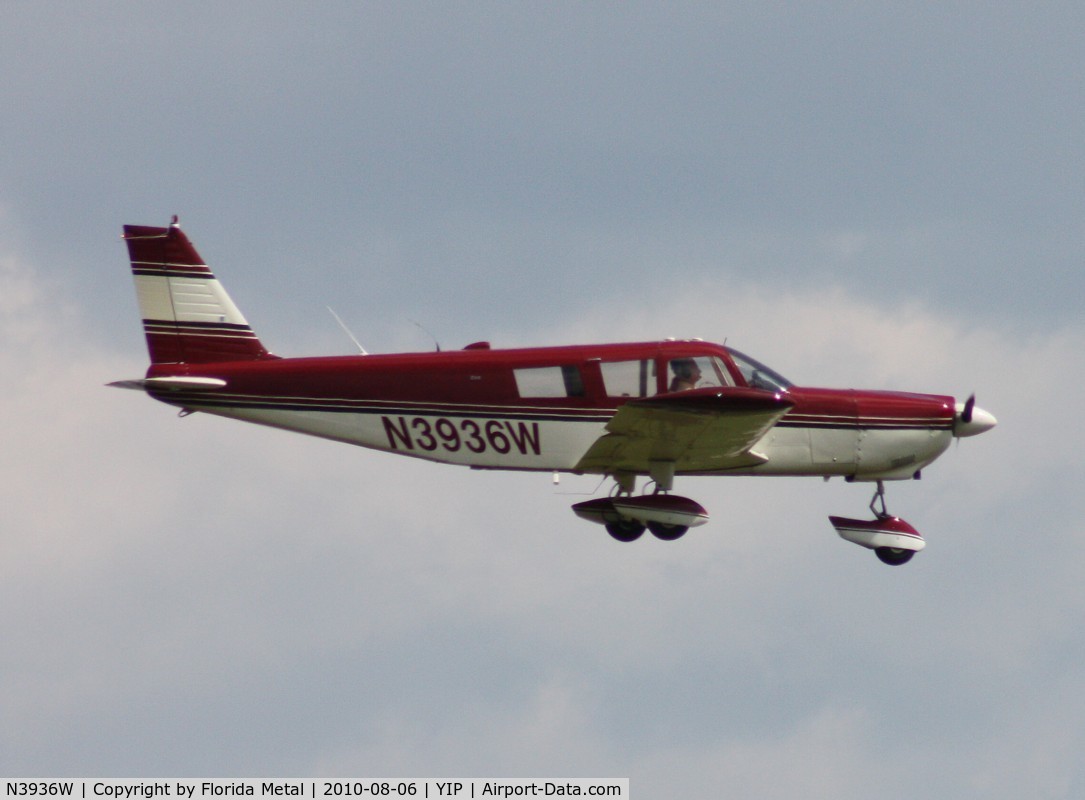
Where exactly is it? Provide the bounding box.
[122,218,274,364]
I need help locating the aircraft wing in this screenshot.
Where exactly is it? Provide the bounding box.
[574,387,795,475]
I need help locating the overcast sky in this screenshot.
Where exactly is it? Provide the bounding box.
[2,3,1083,797]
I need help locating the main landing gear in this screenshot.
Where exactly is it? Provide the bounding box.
[571,480,709,543]
[829,481,926,566]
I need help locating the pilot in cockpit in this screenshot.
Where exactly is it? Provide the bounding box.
[669,358,702,392]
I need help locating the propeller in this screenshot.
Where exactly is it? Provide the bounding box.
[954,393,997,437]
[961,393,975,424]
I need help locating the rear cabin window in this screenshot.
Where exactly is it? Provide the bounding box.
[600,359,658,398]
[514,365,585,398]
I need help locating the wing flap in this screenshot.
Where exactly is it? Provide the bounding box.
[575,387,793,475]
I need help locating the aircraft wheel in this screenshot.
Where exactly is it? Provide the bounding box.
[647,521,689,541]
[605,519,646,543]
[875,547,915,566]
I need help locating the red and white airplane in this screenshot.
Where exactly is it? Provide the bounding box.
[112,219,996,565]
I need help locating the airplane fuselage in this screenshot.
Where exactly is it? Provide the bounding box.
[144,339,956,482]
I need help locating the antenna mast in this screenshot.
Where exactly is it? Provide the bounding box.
[327,307,368,355]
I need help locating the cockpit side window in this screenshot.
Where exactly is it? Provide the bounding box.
[727,349,793,392]
[667,356,733,392]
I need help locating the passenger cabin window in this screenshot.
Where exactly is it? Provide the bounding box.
[514,365,585,398]
[667,356,733,392]
[600,359,657,398]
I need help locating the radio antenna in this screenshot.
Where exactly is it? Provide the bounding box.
[410,319,441,352]
[327,307,368,355]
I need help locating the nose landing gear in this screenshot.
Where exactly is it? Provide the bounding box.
[829,481,926,566]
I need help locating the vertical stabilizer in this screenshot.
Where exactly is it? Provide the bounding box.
[122,219,273,364]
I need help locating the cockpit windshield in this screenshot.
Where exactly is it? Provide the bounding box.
[727,348,793,392]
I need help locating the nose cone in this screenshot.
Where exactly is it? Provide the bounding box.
[954,400,998,437]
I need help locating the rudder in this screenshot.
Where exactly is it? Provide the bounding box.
[123,218,274,364]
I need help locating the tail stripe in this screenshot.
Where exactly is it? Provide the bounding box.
[142,320,261,339]
[131,263,214,278]
[143,320,254,332]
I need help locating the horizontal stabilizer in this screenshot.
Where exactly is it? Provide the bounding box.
[108,376,227,391]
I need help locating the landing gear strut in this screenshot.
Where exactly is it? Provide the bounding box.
[870,480,890,519]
